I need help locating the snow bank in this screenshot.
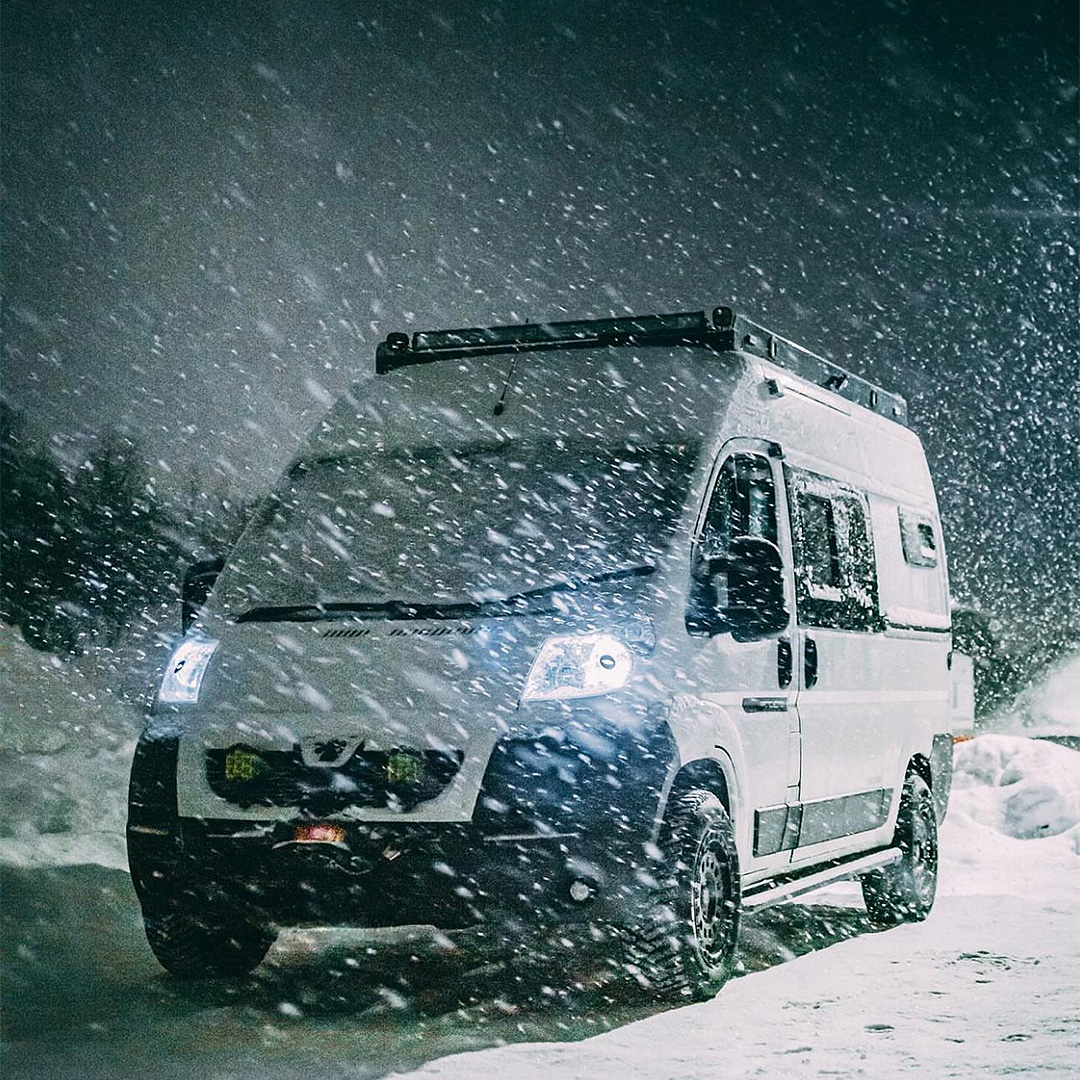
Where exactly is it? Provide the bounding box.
[991,649,1080,737]
[952,734,1080,839]
[0,624,140,870]
[937,734,1080,911]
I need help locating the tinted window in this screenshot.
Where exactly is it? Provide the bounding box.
[701,454,778,555]
[799,494,841,590]
[787,468,880,631]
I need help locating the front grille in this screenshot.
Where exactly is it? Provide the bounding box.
[206,745,464,812]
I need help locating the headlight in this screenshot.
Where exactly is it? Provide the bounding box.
[521,633,633,702]
[158,636,219,704]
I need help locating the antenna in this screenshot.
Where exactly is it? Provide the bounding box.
[492,355,517,416]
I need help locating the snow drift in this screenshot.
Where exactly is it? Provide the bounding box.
[953,734,1080,841]
[0,624,139,870]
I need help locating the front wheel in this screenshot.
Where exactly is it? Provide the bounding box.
[129,832,277,979]
[861,773,938,925]
[616,789,741,1001]
[142,904,277,979]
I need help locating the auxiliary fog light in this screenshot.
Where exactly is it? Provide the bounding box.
[224,745,267,782]
[521,632,633,702]
[158,636,219,704]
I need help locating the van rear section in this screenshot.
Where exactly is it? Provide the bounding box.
[129,305,954,996]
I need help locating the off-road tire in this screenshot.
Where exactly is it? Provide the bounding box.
[130,832,277,978]
[142,900,277,979]
[617,789,741,1001]
[861,773,938,925]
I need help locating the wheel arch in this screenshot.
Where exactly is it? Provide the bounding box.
[669,757,732,814]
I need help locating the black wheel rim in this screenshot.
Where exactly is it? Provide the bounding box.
[690,831,732,970]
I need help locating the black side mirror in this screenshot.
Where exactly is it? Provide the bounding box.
[726,536,788,642]
[686,548,732,637]
[181,557,225,634]
[685,536,788,641]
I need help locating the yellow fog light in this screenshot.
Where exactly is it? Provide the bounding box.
[386,751,424,785]
[224,745,266,782]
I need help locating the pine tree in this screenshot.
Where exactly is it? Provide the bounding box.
[0,402,81,651]
[1,407,180,653]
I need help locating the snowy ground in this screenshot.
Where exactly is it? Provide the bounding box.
[2,628,1078,1079]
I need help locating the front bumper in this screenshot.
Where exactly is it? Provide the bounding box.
[131,817,619,928]
[128,717,676,929]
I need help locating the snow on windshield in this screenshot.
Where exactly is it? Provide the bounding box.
[212,441,699,614]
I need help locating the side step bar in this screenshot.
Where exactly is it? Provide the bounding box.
[742,847,902,912]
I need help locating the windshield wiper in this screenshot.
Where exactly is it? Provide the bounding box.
[501,564,655,602]
[234,566,655,624]
[235,600,484,623]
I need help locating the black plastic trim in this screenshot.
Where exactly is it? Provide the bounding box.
[753,786,893,856]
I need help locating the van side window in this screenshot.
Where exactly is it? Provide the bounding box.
[799,494,841,591]
[701,454,778,556]
[787,468,880,631]
[898,508,939,568]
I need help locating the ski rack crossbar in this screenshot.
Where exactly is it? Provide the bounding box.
[375,305,908,426]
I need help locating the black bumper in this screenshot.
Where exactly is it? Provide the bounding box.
[128,719,675,929]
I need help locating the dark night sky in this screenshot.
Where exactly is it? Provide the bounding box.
[3,0,1078,653]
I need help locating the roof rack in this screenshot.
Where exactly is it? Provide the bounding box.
[713,307,908,425]
[375,305,907,426]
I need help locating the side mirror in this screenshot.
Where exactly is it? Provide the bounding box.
[727,536,788,642]
[685,536,787,641]
[181,557,225,634]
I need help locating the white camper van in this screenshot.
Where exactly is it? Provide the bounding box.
[128,307,954,998]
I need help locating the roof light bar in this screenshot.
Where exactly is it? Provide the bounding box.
[376,311,710,373]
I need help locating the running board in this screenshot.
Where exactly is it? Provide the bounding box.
[741,847,902,912]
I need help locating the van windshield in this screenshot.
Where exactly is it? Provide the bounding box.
[214,440,698,619]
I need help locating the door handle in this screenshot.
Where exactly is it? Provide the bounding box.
[804,637,818,688]
[777,638,793,689]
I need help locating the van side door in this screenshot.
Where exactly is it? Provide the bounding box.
[786,467,898,861]
[686,443,801,877]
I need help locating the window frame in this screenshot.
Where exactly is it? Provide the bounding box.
[898,507,939,569]
[785,466,882,632]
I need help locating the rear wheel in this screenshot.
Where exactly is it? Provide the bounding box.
[861,773,938,925]
[616,789,741,1001]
